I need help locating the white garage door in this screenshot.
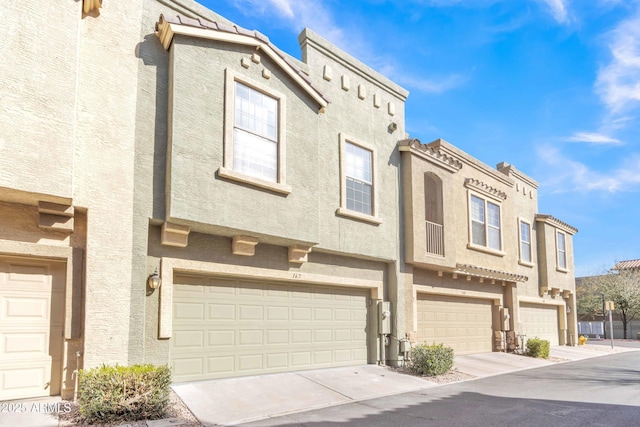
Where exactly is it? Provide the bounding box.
[417,294,494,355]
[171,275,370,382]
[0,257,64,400]
[519,303,559,346]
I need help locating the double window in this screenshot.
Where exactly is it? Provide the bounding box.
[469,194,501,252]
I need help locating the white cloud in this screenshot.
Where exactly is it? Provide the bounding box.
[261,0,295,18]
[395,72,469,94]
[538,145,640,193]
[565,132,622,145]
[229,0,467,95]
[230,0,346,47]
[538,0,570,23]
[595,12,640,114]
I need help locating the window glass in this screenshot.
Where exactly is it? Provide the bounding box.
[487,202,501,250]
[557,231,567,269]
[470,195,486,246]
[520,221,532,263]
[345,142,372,215]
[233,82,278,181]
[470,194,501,251]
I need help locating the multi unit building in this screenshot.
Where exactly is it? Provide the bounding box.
[0,0,577,401]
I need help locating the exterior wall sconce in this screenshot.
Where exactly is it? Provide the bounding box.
[147,268,162,290]
[566,305,571,314]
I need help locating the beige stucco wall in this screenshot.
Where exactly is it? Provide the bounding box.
[143,226,388,364]
[0,1,77,201]
[402,140,539,275]
[165,28,407,261]
[71,0,226,369]
[537,220,577,293]
[400,139,578,345]
[160,21,409,362]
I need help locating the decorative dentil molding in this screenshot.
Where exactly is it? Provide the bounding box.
[464,178,507,201]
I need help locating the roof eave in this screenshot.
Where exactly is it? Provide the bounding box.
[155,15,329,112]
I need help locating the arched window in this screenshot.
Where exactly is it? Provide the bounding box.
[424,173,444,255]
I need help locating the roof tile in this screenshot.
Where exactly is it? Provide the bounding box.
[614,259,640,270]
[177,16,203,28]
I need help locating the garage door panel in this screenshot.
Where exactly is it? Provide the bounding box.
[171,278,369,382]
[520,303,559,346]
[417,294,493,355]
[0,258,64,400]
[267,306,289,320]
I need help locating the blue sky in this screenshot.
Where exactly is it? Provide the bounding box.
[197,0,640,276]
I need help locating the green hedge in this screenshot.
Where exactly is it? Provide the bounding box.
[526,337,550,359]
[408,343,454,376]
[77,364,171,424]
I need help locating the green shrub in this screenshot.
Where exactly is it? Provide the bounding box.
[408,343,454,376]
[526,337,550,359]
[77,364,171,424]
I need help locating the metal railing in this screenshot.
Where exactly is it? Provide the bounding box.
[425,220,444,256]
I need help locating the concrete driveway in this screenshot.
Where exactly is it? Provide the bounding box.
[172,364,438,426]
[172,344,639,426]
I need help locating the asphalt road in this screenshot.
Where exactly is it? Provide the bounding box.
[241,351,640,427]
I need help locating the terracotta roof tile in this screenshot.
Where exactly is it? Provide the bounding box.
[614,259,640,270]
[177,16,204,28]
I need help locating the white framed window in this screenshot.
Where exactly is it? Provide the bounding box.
[336,133,381,224]
[519,219,532,264]
[557,230,567,270]
[233,81,278,182]
[346,142,372,214]
[218,70,290,194]
[469,193,502,253]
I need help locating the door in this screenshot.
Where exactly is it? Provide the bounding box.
[0,257,65,400]
[417,293,494,354]
[519,303,560,346]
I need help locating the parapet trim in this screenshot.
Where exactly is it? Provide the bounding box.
[398,139,463,173]
[155,14,329,111]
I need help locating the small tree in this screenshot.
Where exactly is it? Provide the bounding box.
[579,270,640,339]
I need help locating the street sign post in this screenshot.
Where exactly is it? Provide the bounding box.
[606,301,615,348]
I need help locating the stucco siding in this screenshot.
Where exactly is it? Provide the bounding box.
[0,1,78,200]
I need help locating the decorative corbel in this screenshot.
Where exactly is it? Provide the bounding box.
[288,245,313,264]
[232,236,259,256]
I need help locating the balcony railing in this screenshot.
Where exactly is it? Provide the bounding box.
[426,220,444,256]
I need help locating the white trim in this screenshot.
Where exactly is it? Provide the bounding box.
[223,69,288,190]
[217,167,291,195]
[338,133,381,223]
[467,190,503,253]
[414,285,503,305]
[556,230,568,271]
[467,243,506,257]
[518,218,534,265]
[518,296,566,307]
